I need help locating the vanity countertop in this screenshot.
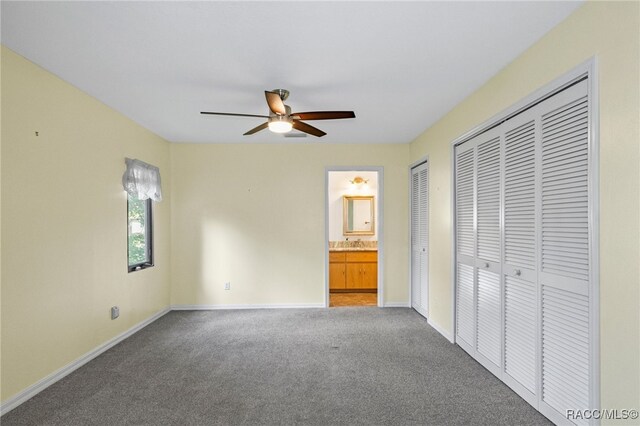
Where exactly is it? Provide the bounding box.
[329,247,378,252]
[328,241,378,252]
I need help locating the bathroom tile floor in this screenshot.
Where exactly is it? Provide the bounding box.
[330,292,377,307]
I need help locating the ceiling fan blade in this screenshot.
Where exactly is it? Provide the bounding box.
[201,111,269,118]
[243,122,269,135]
[265,91,286,115]
[292,111,355,121]
[292,120,326,137]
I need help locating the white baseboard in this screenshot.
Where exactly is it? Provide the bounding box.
[427,318,455,343]
[0,307,170,416]
[412,305,429,318]
[407,306,454,343]
[383,302,410,308]
[171,303,325,310]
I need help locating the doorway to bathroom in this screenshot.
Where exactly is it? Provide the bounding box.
[325,168,383,308]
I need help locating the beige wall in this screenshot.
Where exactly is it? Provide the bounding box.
[170,143,409,307]
[409,1,640,416]
[1,47,172,403]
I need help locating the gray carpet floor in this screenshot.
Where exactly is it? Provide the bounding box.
[2,308,551,425]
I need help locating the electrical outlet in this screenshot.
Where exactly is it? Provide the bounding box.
[111,306,120,320]
[224,282,231,291]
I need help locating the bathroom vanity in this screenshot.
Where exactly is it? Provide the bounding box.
[329,249,377,291]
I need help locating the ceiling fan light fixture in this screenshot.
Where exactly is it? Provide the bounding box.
[268,116,293,133]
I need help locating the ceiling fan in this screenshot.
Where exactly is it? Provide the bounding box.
[201,89,355,137]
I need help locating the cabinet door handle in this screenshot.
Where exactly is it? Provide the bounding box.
[515,269,522,276]
[484,262,490,268]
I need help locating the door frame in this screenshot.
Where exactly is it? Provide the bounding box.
[449,58,600,421]
[408,156,429,317]
[325,166,384,307]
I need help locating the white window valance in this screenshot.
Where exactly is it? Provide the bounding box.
[122,158,163,201]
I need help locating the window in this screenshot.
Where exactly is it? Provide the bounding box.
[127,194,153,272]
[122,157,161,272]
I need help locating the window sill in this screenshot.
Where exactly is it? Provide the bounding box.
[128,263,154,273]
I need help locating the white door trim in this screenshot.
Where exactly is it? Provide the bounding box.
[325,166,384,308]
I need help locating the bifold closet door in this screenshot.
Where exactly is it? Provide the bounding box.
[411,162,429,317]
[454,78,593,426]
[475,129,502,372]
[455,140,476,349]
[536,80,592,425]
[455,125,503,376]
[501,111,539,405]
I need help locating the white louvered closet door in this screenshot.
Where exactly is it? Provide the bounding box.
[501,110,539,406]
[537,80,592,426]
[455,140,477,350]
[411,161,429,318]
[454,77,593,426]
[455,123,503,374]
[474,127,503,374]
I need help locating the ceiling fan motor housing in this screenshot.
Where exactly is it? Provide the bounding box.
[269,114,292,124]
[272,89,289,101]
[270,104,292,118]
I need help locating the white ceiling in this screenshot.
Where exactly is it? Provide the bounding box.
[1,1,583,144]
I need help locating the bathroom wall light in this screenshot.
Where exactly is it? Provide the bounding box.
[268,116,293,133]
[350,176,369,185]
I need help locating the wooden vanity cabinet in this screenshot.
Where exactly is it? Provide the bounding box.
[346,261,377,289]
[329,252,347,290]
[329,250,377,291]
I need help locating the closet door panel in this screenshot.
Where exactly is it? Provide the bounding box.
[455,141,477,349]
[474,129,503,370]
[503,118,537,274]
[411,169,422,311]
[540,81,590,286]
[411,162,429,317]
[541,285,590,426]
[501,111,539,403]
[476,135,501,263]
[538,79,591,423]
[411,249,421,309]
[455,142,476,262]
[476,269,501,368]
[456,263,475,348]
[504,276,536,393]
[418,165,429,311]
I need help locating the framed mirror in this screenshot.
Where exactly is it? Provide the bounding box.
[343,195,375,236]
